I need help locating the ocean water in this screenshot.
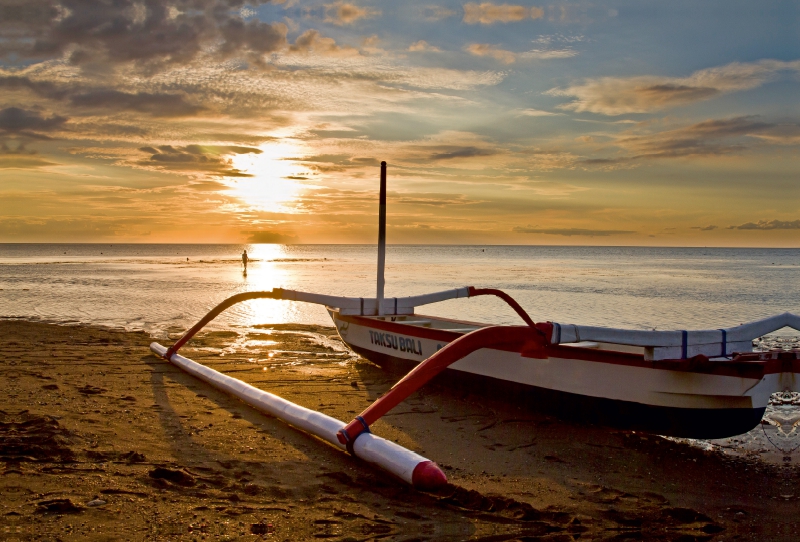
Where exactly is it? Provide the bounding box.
[2,244,800,337]
[2,243,800,462]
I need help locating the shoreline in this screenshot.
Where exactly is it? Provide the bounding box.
[2,320,799,539]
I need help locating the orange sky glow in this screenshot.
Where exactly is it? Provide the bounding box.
[1,1,799,246]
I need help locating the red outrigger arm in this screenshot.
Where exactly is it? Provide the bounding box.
[467,287,537,328]
[336,324,546,450]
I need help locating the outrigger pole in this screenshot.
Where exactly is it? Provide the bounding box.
[150,341,447,490]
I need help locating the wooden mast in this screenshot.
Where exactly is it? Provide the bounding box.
[377,161,387,316]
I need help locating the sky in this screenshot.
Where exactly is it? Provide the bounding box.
[1,0,799,246]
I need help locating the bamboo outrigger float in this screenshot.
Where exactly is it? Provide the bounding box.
[151,162,800,489]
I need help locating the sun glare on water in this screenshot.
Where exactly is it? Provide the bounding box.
[229,244,330,326]
[225,143,308,213]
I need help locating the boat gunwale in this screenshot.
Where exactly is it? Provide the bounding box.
[333,310,773,380]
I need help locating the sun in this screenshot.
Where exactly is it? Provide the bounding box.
[225,142,309,213]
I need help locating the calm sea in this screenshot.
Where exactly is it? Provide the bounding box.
[2,243,800,462]
[2,244,799,336]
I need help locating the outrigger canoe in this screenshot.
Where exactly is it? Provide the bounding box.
[152,162,799,489]
[157,285,800,441]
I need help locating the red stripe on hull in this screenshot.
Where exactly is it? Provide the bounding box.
[338,313,774,380]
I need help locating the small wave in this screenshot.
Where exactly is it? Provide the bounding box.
[268,258,330,263]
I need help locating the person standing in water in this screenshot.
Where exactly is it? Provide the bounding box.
[242,249,248,271]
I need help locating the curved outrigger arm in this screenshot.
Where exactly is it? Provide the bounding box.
[162,286,536,360]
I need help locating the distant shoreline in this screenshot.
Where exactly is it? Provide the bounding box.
[2,242,800,250]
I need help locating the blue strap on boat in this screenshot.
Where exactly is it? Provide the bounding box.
[681,330,688,359]
[345,417,371,456]
[718,329,727,357]
[553,323,561,344]
[355,416,370,432]
[359,297,364,315]
[394,297,398,314]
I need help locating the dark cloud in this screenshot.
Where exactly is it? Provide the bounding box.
[138,144,262,177]
[349,157,381,166]
[3,0,288,69]
[636,84,719,103]
[428,146,497,160]
[245,230,299,243]
[0,76,69,100]
[0,76,207,119]
[691,225,718,231]
[290,153,380,173]
[551,60,800,115]
[69,90,204,117]
[217,17,288,66]
[730,219,800,230]
[618,116,771,158]
[513,226,636,236]
[0,74,199,115]
[680,117,772,138]
[0,141,59,168]
[0,107,67,138]
[396,193,477,206]
[580,116,789,166]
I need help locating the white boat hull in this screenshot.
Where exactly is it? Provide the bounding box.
[330,310,797,438]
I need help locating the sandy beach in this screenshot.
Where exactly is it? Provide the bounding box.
[2,320,798,540]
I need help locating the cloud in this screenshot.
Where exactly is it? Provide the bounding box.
[245,230,299,243]
[612,116,775,159]
[69,90,204,117]
[463,3,543,24]
[550,59,800,115]
[518,48,577,59]
[730,219,800,230]
[289,29,359,56]
[323,2,381,25]
[466,43,517,64]
[0,107,68,138]
[4,0,289,69]
[513,226,636,236]
[420,6,457,21]
[466,43,575,64]
[408,40,440,52]
[0,76,70,101]
[0,75,209,119]
[137,144,262,177]
[580,116,799,167]
[750,123,800,145]
[517,108,558,117]
[428,145,498,160]
[0,142,59,169]
[691,225,718,231]
[215,17,290,66]
[396,193,478,206]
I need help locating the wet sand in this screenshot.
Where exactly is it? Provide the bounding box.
[2,320,799,540]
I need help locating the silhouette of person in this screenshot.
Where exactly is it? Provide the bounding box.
[242,249,248,271]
